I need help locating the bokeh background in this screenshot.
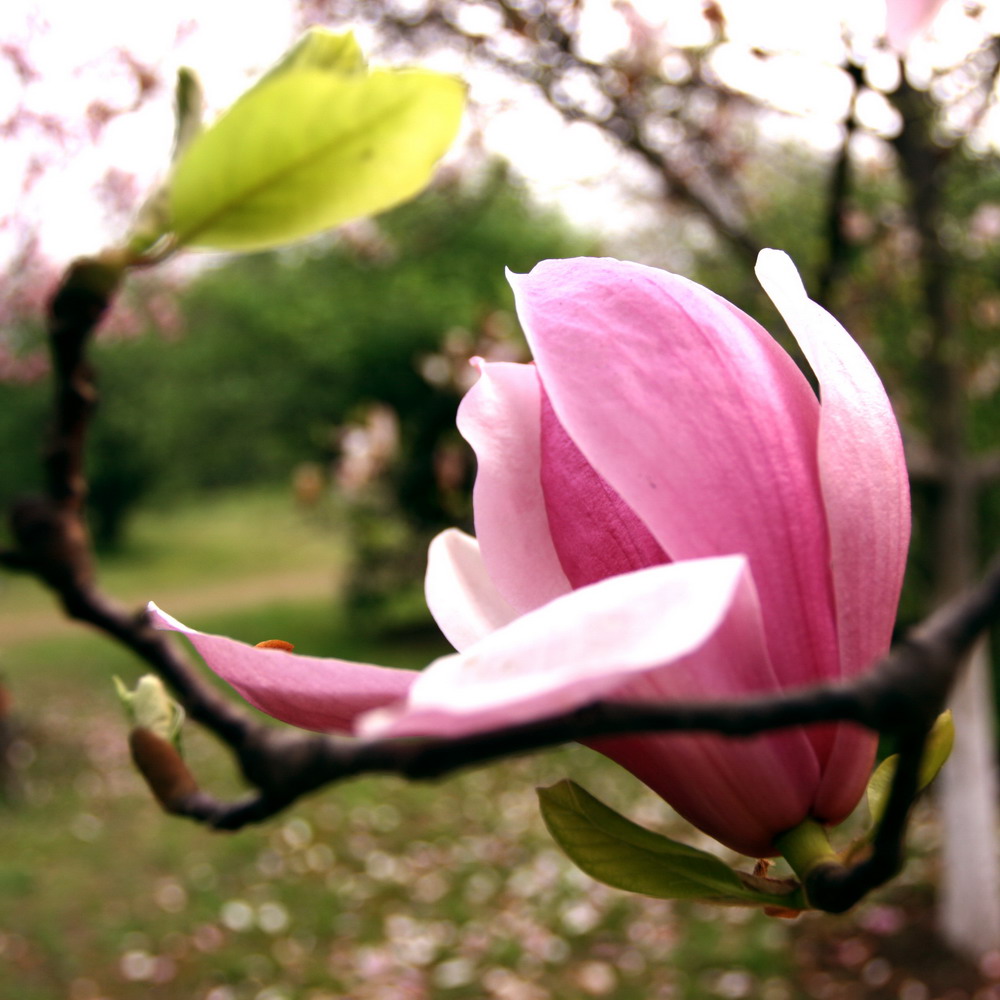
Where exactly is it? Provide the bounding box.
[4,1,1000,997]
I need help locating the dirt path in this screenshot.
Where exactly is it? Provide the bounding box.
[0,564,342,646]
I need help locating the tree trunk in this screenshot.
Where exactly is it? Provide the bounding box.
[889,72,1000,958]
[938,640,1000,956]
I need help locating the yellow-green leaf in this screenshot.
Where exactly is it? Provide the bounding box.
[172,66,205,162]
[538,780,806,909]
[256,27,367,83]
[866,710,955,830]
[168,61,465,252]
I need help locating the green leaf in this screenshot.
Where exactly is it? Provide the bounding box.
[256,28,367,83]
[172,67,205,162]
[168,50,465,252]
[866,710,955,830]
[538,780,805,909]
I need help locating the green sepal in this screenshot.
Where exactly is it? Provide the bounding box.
[114,675,185,748]
[773,817,839,887]
[538,780,806,910]
[167,31,465,252]
[866,709,954,831]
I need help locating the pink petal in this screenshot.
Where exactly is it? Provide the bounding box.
[540,389,669,588]
[756,249,909,819]
[147,602,416,733]
[755,250,909,678]
[885,0,947,50]
[424,528,518,651]
[508,259,840,698]
[362,555,763,735]
[590,568,821,856]
[593,543,818,857]
[362,555,820,856]
[457,360,571,613]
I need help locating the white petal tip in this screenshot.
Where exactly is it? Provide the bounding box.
[145,602,188,633]
[755,248,798,285]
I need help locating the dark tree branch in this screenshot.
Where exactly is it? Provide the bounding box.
[815,61,863,308]
[502,1,760,262]
[2,256,270,762]
[148,552,1000,919]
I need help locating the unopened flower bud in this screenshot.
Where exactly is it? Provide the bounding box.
[128,728,199,811]
[115,675,184,746]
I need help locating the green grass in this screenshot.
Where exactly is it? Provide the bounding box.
[0,488,810,999]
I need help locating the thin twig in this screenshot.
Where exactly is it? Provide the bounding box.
[1,257,274,764]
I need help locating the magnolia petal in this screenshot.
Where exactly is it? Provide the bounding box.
[147,602,416,732]
[885,0,947,51]
[508,259,840,695]
[363,554,821,854]
[590,718,817,859]
[457,360,572,613]
[362,555,762,738]
[540,389,669,588]
[425,528,519,651]
[755,249,908,819]
[755,249,909,678]
[591,555,819,857]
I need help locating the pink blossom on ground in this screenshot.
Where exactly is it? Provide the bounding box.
[151,250,909,858]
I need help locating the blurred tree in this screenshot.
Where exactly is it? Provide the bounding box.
[0,164,592,549]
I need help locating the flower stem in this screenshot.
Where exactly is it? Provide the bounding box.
[774,818,840,891]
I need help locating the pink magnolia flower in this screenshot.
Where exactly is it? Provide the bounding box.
[150,250,909,859]
[885,0,948,50]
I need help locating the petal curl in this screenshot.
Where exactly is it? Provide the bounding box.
[456,360,571,613]
[147,602,416,733]
[425,528,518,651]
[508,259,840,694]
[756,249,908,819]
[362,556,770,736]
[589,565,821,856]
